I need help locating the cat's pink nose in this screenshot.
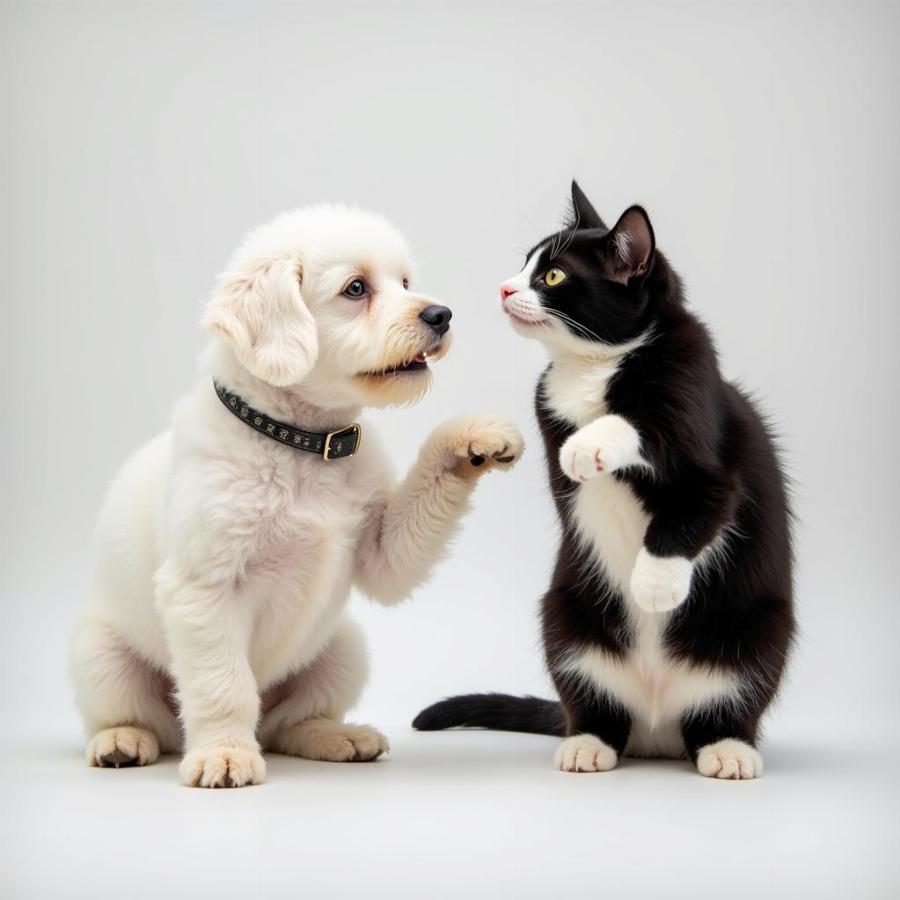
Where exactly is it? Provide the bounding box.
[500,284,517,301]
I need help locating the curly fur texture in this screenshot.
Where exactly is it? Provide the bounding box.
[71,205,523,787]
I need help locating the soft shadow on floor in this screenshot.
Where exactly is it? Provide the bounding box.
[10,728,887,787]
[761,737,873,777]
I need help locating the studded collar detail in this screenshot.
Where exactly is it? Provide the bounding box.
[213,381,361,461]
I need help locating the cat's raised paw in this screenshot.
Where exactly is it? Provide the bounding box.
[630,547,693,612]
[696,739,763,780]
[559,415,642,483]
[559,434,606,482]
[554,734,618,773]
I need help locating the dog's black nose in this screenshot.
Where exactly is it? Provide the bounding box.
[418,304,452,335]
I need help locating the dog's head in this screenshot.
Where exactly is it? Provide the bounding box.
[204,205,452,408]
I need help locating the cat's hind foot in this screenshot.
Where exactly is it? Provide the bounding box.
[696,738,763,780]
[554,734,618,773]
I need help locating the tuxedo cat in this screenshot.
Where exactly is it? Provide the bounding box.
[414,182,795,779]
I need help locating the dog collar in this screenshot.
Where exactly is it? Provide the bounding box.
[213,381,361,461]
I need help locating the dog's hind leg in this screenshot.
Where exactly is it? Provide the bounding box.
[259,617,389,762]
[71,613,181,767]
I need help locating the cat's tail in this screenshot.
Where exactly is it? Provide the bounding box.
[412,693,565,737]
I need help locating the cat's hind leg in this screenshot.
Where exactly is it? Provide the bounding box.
[258,617,389,762]
[681,705,762,780]
[71,614,181,767]
[551,673,632,773]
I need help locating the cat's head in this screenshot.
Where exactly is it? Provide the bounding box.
[499,182,660,354]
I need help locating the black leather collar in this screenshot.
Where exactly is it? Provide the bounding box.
[214,381,361,461]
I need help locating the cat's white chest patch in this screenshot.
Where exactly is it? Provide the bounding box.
[543,356,619,426]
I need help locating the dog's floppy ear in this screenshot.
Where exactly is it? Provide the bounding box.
[204,256,318,387]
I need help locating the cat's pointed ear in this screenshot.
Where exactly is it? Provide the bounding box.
[566,180,607,231]
[604,206,655,284]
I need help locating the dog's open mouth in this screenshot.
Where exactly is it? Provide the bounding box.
[387,351,430,374]
[364,351,432,377]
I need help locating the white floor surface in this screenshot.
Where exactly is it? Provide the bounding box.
[2,720,897,899]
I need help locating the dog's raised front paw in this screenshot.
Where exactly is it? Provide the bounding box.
[630,547,693,613]
[87,725,160,768]
[179,744,266,788]
[696,739,763,780]
[559,415,641,483]
[429,415,524,478]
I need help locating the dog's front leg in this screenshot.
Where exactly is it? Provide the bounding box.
[355,415,523,603]
[156,563,265,788]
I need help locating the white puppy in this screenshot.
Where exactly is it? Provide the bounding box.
[70,205,523,788]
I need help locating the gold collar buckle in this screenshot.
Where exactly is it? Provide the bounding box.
[323,423,362,461]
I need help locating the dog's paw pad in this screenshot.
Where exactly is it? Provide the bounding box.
[696,739,762,780]
[88,726,160,768]
[466,426,524,469]
[554,734,618,773]
[434,416,524,476]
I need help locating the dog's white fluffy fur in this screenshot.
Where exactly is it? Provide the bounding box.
[70,205,523,787]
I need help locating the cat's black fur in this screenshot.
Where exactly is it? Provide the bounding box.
[414,182,795,770]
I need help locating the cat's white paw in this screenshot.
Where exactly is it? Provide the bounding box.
[630,547,693,612]
[554,734,618,773]
[696,739,763,780]
[559,415,642,483]
[180,744,266,788]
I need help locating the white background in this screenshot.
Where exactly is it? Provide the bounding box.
[1,1,898,898]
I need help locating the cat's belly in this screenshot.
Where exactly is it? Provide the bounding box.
[568,477,742,755]
[563,631,742,757]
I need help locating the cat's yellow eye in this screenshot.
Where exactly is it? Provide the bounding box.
[544,268,567,287]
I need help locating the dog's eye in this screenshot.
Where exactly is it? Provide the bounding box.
[343,279,368,300]
[544,268,567,287]
[402,277,409,290]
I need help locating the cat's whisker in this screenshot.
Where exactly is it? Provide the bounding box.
[547,202,582,261]
[551,207,580,260]
[545,307,604,344]
[548,229,561,260]
[554,230,576,260]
